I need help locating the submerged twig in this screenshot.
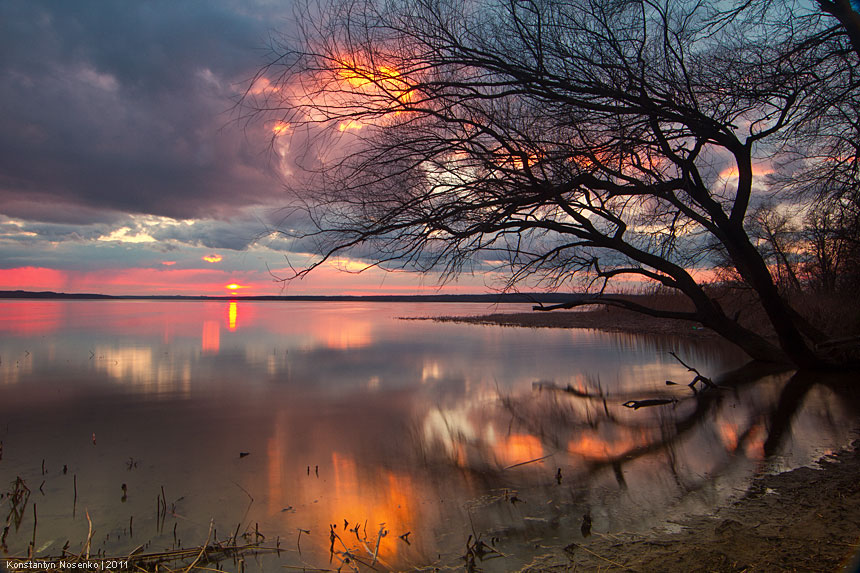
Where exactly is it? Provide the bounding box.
[183,519,213,572]
[31,503,37,552]
[81,509,93,560]
[565,541,631,570]
[668,351,715,389]
[232,481,255,526]
[42,524,279,571]
[371,524,387,566]
[623,398,677,409]
[297,528,310,554]
[503,454,553,470]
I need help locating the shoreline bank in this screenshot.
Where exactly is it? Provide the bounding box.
[425,308,723,339]
[519,440,860,572]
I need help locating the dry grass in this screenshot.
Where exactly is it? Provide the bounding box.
[4,536,280,573]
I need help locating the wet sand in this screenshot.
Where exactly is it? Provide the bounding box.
[519,442,860,572]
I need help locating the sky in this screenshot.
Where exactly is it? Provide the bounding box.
[0,1,490,296]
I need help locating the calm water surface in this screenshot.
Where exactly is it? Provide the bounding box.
[0,300,857,570]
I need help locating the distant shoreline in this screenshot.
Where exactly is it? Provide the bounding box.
[0,289,582,304]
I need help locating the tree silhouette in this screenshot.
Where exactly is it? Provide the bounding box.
[243,0,860,368]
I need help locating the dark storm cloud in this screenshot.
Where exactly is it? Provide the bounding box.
[0,1,292,224]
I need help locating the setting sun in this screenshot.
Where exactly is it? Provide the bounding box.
[225,283,243,290]
[203,254,223,263]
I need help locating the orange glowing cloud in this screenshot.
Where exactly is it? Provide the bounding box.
[161,261,176,266]
[202,254,223,263]
[338,119,363,131]
[493,150,541,171]
[718,164,774,180]
[272,121,290,135]
[335,60,414,114]
[247,76,280,96]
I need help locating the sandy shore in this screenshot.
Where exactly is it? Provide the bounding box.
[519,442,860,572]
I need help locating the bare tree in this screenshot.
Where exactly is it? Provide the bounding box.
[744,1,860,313]
[242,0,859,368]
[750,204,803,293]
[802,200,860,293]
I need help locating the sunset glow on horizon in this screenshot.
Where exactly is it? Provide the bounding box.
[0,263,497,297]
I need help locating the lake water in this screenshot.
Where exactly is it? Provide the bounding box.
[0,300,857,571]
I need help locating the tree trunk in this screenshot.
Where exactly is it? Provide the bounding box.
[700,311,790,364]
[724,226,825,368]
[818,0,860,61]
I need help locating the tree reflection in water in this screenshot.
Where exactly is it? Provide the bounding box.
[417,361,860,558]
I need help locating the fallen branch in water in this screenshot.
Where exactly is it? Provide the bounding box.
[565,541,632,570]
[462,532,506,571]
[182,519,213,572]
[622,399,677,410]
[668,352,715,389]
[503,454,554,470]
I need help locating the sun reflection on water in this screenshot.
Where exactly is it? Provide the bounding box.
[228,300,238,331]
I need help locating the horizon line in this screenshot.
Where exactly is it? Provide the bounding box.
[0,289,592,303]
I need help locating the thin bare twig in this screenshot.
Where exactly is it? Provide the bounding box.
[183,519,213,573]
